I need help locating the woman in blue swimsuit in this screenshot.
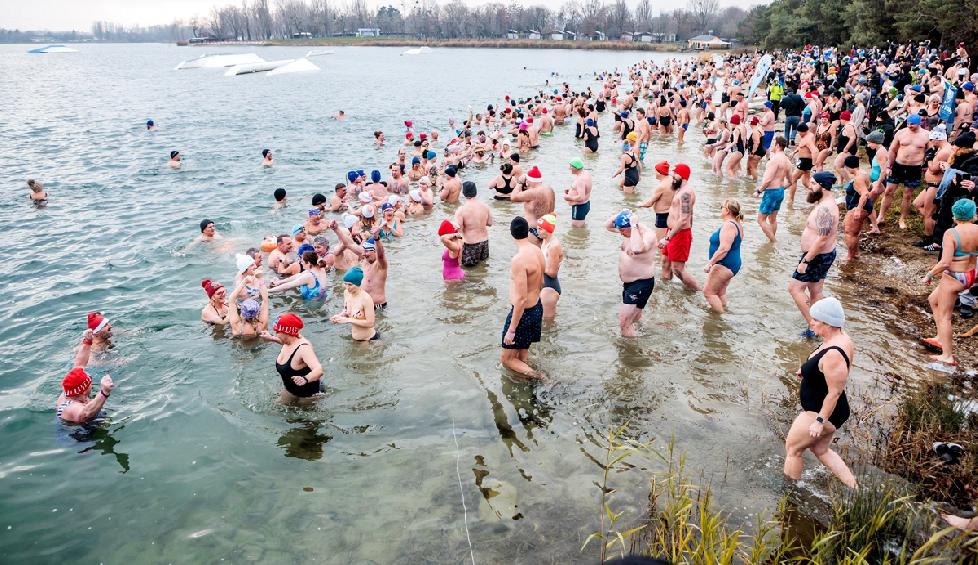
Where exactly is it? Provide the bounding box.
[703,199,744,314]
[268,251,329,301]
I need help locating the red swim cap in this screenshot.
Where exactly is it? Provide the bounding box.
[201,279,223,298]
[273,313,303,336]
[673,163,691,181]
[655,161,670,175]
[88,312,108,333]
[63,367,92,397]
[437,219,456,236]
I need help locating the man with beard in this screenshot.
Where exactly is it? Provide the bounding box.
[790,171,840,338]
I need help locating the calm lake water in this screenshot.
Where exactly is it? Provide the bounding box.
[0,44,927,563]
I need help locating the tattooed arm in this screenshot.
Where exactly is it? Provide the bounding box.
[663,192,693,240]
[804,205,837,262]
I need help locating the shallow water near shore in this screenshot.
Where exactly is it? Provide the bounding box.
[0,44,933,562]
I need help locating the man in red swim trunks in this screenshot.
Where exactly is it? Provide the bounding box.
[658,163,701,290]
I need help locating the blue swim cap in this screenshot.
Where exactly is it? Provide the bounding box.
[412,156,421,164]
[343,266,364,286]
[586,118,595,126]
[371,169,382,183]
[764,101,773,108]
[906,114,922,125]
[296,243,315,256]
[620,110,629,118]
[952,199,977,221]
[146,119,154,126]
[356,170,365,179]
[812,171,837,189]
[426,151,437,159]
[239,299,260,320]
[614,210,632,229]
[362,238,377,251]
[347,170,358,182]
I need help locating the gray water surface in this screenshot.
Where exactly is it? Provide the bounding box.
[0,44,922,563]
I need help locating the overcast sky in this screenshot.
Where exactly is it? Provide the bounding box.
[8,0,767,31]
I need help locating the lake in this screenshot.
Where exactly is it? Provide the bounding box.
[0,44,924,563]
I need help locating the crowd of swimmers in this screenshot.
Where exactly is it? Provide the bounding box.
[41,41,978,527]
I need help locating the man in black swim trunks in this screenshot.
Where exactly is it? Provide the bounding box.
[790,171,840,338]
[875,113,929,231]
[606,210,658,337]
[501,217,547,377]
[787,122,817,205]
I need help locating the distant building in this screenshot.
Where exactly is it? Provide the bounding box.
[620,32,634,42]
[591,31,606,41]
[640,32,677,43]
[506,29,519,40]
[527,30,541,40]
[548,31,564,41]
[356,28,381,38]
[291,32,311,39]
[687,34,730,50]
[564,31,577,41]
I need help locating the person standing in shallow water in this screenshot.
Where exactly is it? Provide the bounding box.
[789,171,840,338]
[260,313,324,402]
[607,210,658,337]
[501,217,546,377]
[784,297,857,489]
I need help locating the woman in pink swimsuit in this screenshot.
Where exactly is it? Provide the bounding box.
[438,219,465,281]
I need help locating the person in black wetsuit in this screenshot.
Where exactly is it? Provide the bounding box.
[783,297,857,488]
[261,313,324,402]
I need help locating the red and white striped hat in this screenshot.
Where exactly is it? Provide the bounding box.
[88,312,109,334]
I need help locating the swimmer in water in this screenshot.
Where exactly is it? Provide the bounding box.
[228,280,269,338]
[81,311,114,354]
[784,297,857,488]
[329,184,348,212]
[260,313,325,403]
[262,148,274,167]
[200,279,229,325]
[56,364,113,424]
[273,187,287,209]
[169,150,181,168]
[501,217,546,377]
[374,130,384,146]
[454,181,492,267]
[563,159,592,228]
[438,219,465,281]
[305,208,327,235]
[607,210,658,337]
[198,219,220,242]
[269,251,329,300]
[27,179,48,206]
[536,214,563,320]
[330,267,379,341]
[146,119,156,131]
[334,110,346,121]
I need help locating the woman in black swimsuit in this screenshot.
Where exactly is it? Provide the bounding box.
[783,297,857,488]
[261,313,324,402]
[583,118,599,153]
[490,163,516,200]
[613,141,641,193]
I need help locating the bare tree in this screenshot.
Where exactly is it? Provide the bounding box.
[606,0,633,38]
[688,0,719,33]
[635,0,653,32]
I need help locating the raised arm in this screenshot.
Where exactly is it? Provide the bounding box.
[333,224,365,256]
[73,329,94,367]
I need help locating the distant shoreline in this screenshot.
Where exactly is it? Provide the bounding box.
[184,38,706,53]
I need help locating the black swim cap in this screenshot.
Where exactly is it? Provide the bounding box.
[462,181,476,198]
[843,155,859,169]
[511,216,529,240]
[796,123,809,132]
[262,148,270,158]
[311,193,326,206]
[274,188,287,201]
[510,154,520,163]
[199,219,214,232]
[170,150,179,159]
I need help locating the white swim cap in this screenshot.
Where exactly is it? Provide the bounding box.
[810,297,845,328]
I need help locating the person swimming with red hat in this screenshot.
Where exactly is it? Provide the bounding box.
[56,366,114,423]
[200,279,228,325]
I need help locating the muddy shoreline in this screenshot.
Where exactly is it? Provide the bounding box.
[844,223,978,374]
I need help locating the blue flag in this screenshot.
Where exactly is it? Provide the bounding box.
[940,80,957,129]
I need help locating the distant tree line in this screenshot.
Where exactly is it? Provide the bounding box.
[737,0,978,53]
[1,1,754,44]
